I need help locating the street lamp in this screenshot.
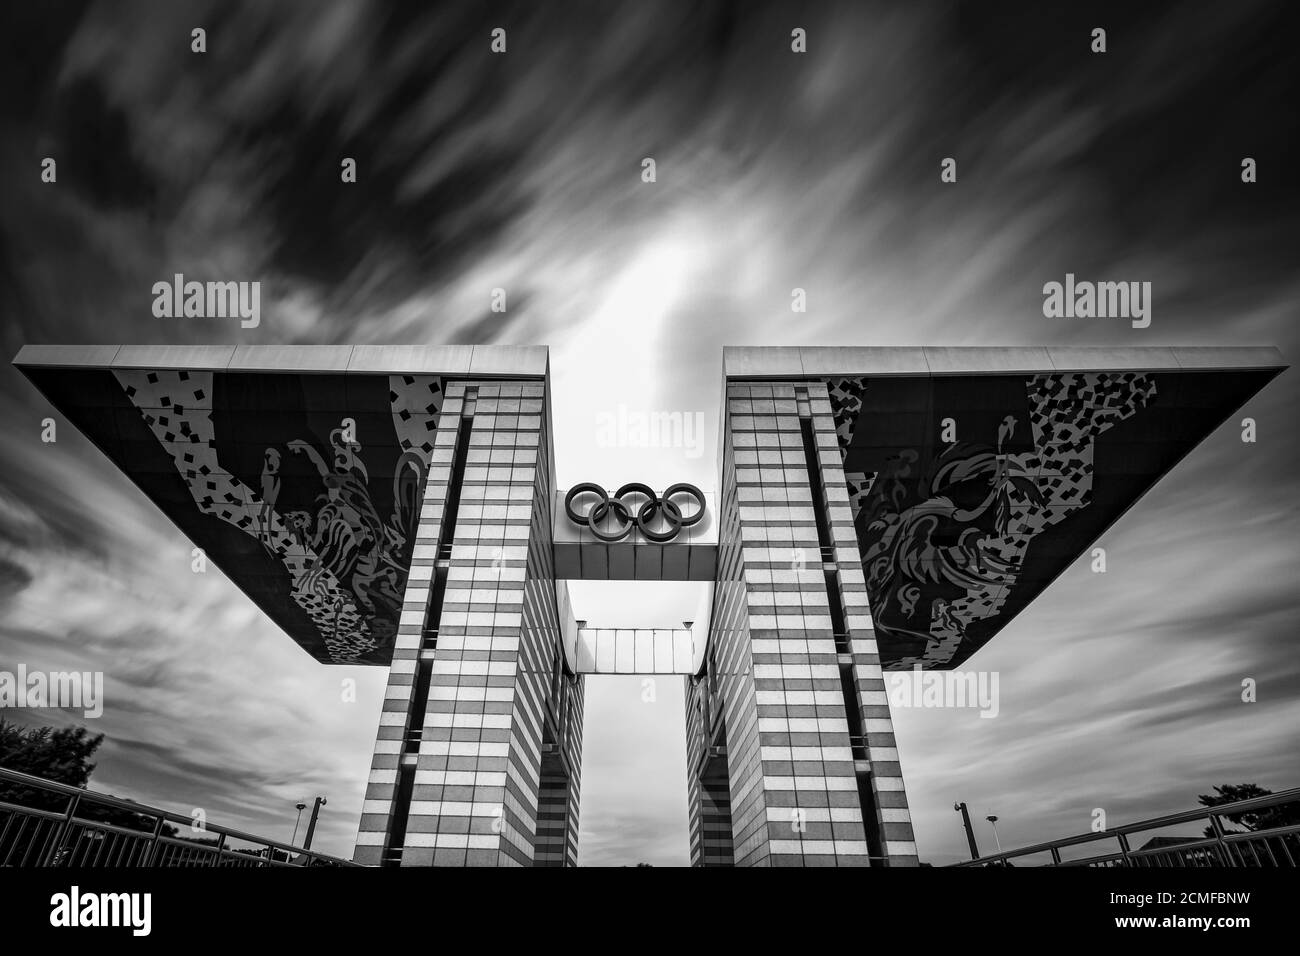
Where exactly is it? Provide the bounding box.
[302,796,328,851]
[953,802,980,860]
[986,814,1003,853]
[291,802,307,845]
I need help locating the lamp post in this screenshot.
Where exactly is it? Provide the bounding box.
[953,802,980,860]
[291,802,307,845]
[986,814,1003,853]
[302,796,327,851]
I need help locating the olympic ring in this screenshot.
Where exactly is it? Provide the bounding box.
[564,482,705,543]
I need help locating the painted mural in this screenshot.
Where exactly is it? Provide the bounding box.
[112,370,444,663]
[828,372,1156,669]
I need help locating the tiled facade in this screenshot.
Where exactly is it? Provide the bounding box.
[685,415,758,865]
[358,374,917,867]
[354,378,584,867]
[807,382,918,864]
[684,381,918,866]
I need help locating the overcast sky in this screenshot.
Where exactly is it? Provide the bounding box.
[0,0,1296,865]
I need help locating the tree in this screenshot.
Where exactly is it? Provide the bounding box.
[1198,784,1300,837]
[0,717,103,811]
[0,718,175,845]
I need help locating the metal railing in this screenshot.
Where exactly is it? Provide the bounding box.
[952,787,1300,868]
[0,766,358,867]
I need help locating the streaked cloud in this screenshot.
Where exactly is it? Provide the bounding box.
[0,0,1295,864]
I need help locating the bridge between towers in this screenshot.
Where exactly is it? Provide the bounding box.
[551,483,717,676]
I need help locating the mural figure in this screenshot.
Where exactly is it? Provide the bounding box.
[258,447,282,552]
[860,416,1035,655]
[278,421,424,646]
[835,371,1157,668]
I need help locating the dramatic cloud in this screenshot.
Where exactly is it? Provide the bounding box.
[0,0,1295,863]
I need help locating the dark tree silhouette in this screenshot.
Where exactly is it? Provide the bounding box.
[0,718,175,838]
[1198,784,1300,837]
[0,717,103,810]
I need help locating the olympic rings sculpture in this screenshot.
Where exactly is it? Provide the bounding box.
[564,482,706,543]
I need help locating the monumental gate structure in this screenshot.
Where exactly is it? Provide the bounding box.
[14,344,1285,867]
